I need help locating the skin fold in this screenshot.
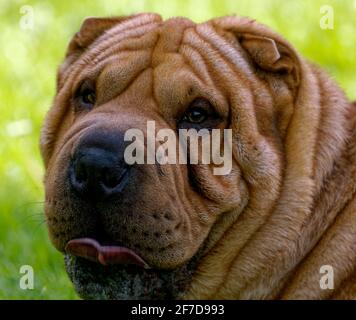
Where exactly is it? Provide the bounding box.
[40,13,356,299]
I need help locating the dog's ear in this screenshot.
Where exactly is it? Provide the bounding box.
[213,16,300,86]
[57,13,162,90]
[57,16,127,90]
[238,34,295,74]
[66,16,130,58]
[57,16,134,90]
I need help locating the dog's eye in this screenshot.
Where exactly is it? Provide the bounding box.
[81,90,96,105]
[178,98,222,130]
[183,107,208,124]
[181,99,211,124]
[74,80,96,110]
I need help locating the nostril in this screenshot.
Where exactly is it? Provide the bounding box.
[69,162,86,192]
[74,160,88,184]
[69,147,130,201]
[101,167,129,192]
[101,167,121,189]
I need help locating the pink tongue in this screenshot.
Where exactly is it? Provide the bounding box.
[65,238,150,269]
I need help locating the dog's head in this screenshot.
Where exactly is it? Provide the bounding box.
[40,13,301,299]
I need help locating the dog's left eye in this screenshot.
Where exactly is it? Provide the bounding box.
[179,98,220,129]
[183,108,207,124]
[181,99,211,124]
[184,107,209,123]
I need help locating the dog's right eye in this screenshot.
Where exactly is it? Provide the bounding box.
[80,89,96,106]
[74,80,96,111]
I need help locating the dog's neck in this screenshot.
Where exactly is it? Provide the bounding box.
[276,70,356,299]
[299,64,356,246]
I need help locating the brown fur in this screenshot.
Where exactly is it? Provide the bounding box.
[41,13,356,299]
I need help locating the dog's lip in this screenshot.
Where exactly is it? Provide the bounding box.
[65,238,150,269]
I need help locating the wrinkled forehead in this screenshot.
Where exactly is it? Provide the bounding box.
[61,16,195,87]
[58,15,252,120]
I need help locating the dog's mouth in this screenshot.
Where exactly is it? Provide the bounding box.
[65,238,150,269]
[64,236,206,299]
[64,244,202,300]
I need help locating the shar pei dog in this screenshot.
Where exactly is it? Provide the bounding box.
[40,13,356,299]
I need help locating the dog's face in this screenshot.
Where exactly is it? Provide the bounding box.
[41,13,299,299]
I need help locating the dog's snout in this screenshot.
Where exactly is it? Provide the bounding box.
[69,131,129,201]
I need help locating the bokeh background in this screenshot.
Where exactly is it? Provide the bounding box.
[0,0,355,299]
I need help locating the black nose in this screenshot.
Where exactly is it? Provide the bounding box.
[69,132,129,201]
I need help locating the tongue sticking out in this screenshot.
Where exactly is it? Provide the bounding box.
[65,238,150,269]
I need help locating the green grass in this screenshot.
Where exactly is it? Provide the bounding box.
[0,0,355,299]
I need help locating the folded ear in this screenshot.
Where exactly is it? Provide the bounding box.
[66,16,132,58]
[238,34,294,73]
[57,16,130,90]
[213,16,300,86]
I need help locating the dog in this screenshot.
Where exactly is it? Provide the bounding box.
[40,13,356,299]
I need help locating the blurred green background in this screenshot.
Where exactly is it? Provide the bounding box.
[0,0,355,299]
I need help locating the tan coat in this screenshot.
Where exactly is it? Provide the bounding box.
[41,13,356,299]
